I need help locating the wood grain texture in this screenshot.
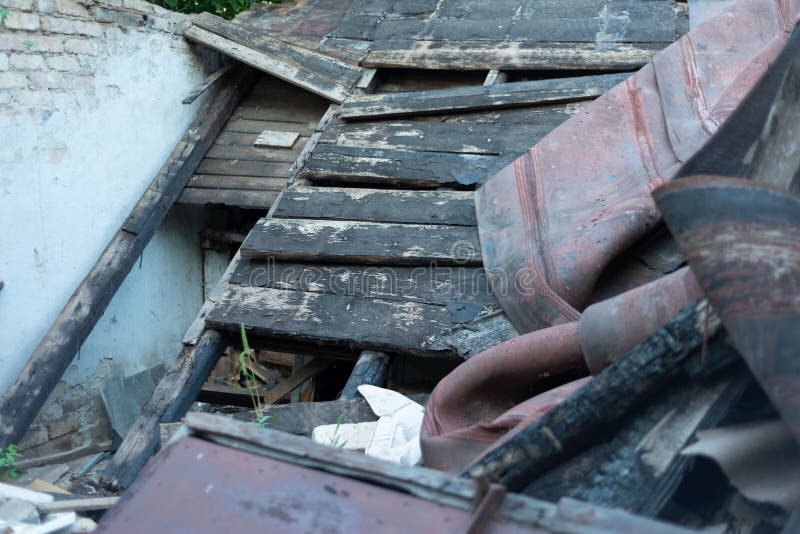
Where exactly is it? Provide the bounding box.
[363,41,664,70]
[240,218,482,265]
[274,186,477,225]
[230,259,496,307]
[177,188,279,209]
[300,145,498,187]
[340,73,629,121]
[190,13,362,102]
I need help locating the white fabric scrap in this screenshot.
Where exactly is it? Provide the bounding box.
[359,385,424,465]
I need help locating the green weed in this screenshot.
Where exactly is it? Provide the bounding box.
[328,414,348,449]
[0,445,22,481]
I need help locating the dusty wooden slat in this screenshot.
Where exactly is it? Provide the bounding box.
[188,14,360,103]
[300,145,498,186]
[363,41,662,70]
[0,67,254,449]
[274,186,477,225]
[240,218,482,265]
[287,104,339,187]
[205,285,459,357]
[340,73,628,121]
[196,158,292,177]
[185,27,351,103]
[204,142,306,163]
[102,329,229,489]
[317,113,566,154]
[232,104,326,124]
[193,13,363,87]
[178,188,279,209]
[254,130,300,148]
[182,63,235,105]
[483,69,505,86]
[187,174,286,191]
[223,119,315,135]
[230,259,496,307]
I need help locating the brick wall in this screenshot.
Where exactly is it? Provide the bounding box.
[0,0,201,109]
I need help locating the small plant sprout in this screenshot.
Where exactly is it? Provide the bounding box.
[239,324,268,424]
[0,445,22,480]
[328,414,348,449]
[0,9,9,27]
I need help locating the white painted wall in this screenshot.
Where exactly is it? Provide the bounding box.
[0,8,217,394]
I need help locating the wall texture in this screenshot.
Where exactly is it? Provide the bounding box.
[0,0,221,454]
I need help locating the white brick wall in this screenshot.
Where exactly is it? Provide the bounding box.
[0,0,196,108]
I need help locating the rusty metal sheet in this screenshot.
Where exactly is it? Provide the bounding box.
[654,177,800,442]
[97,436,543,533]
[475,0,800,334]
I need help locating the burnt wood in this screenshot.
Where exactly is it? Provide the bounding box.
[300,145,498,187]
[230,259,497,307]
[205,285,460,357]
[339,351,392,400]
[274,186,477,225]
[0,67,254,448]
[467,301,722,490]
[340,73,628,121]
[239,218,483,265]
[187,13,361,103]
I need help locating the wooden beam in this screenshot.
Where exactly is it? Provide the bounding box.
[177,188,279,209]
[339,351,391,400]
[206,285,460,357]
[102,329,229,490]
[467,301,722,490]
[185,13,361,104]
[274,186,477,226]
[339,73,627,121]
[239,218,482,265]
[182,63,235,105]
[299,145,497,187]
[363,41,661,71]
[0,67,254,449]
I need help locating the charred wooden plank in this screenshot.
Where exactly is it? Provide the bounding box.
[299,145,498,187]
[240,218,482,265]
[317,111,568,154]
[340,73,628,121]
[0,67,254,448]
[339,351,392,400]
[187,14,361,103]
[274,186,477,225]
[230,259,496,307]
[177,188,279,209]
[363,41,663,71]
[467,301,722,490]
[102,329,229,490]
[205,285,460,357]
[525,360,749,516]
[182,63,235,105]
